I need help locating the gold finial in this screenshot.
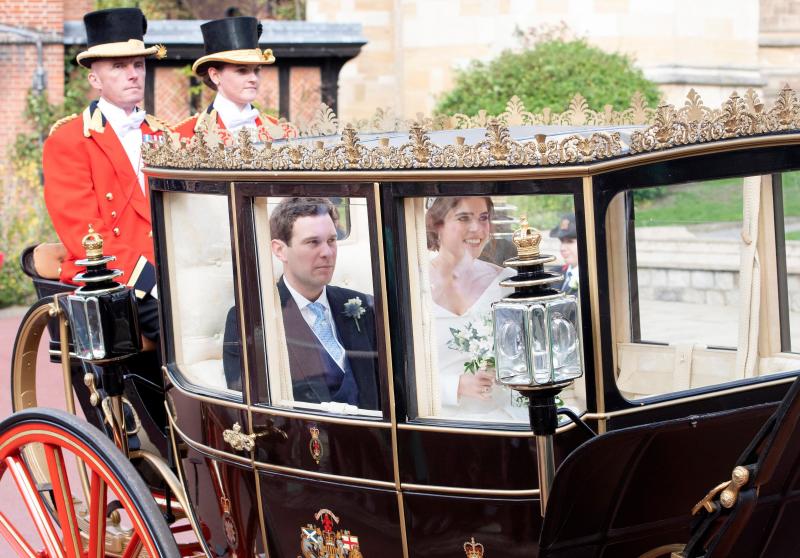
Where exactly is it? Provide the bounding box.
[512,215,542,259]
[81,225,104,261]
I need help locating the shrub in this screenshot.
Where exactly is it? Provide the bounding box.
[435,33,661,117]
[0,51,88,308]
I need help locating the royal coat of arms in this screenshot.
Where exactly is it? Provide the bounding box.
[300,508,363,558]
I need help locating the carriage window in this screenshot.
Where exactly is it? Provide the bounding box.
[612,175,800,400]
[250,196,381,417]
[779,172,800,352]
[404,194,585,424]
[162,192,243,396]
[630,179,743,348]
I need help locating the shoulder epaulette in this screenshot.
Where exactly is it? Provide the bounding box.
[82,105,105,137]
[48,113,78,136]
[144,114,172,133]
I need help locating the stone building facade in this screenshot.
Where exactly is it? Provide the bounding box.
[307,0,799,121]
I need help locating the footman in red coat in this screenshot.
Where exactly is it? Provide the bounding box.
[42,8,169,346]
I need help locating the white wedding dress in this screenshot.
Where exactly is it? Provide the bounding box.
[432,266,528,422]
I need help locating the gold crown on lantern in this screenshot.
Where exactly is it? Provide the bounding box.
[81,225,104,260]
[463,538,485,558]
[512,215,542,259]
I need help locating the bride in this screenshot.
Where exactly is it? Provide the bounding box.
[426,196,520,421]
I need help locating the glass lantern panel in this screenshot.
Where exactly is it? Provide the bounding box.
[493,303,530,386]
[68,296,93,360]
[546,297,582,382]
[86,297,105,360]
[529,304,551,385]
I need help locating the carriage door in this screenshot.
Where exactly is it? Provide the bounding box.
[235,184,404,558]
[386,183,591,558]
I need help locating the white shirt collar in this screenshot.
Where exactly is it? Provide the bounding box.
[283,276,330,311]
[97,97,142,130]
[212,93,258,129]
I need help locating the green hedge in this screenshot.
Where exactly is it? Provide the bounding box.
[1,52,88,308]
[435,38,661,116]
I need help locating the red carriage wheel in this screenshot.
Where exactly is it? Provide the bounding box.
[0,409,180,558]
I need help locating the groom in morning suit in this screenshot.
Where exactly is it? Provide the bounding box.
[223,198,379,409]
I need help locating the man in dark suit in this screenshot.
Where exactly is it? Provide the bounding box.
[224,197,379,410]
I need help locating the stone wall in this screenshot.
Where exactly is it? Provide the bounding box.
[307,0,763,121]
[759,0,800,103]
[636,237,800,313]
[637,267,741,307]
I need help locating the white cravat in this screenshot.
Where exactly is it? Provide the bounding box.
[283,278,346,370]
[213,92,259,132]
[98,97,145,192]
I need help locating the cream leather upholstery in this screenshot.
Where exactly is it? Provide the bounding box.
[163,193,234,391]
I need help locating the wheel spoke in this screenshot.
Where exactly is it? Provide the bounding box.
[5,455,65,558]
[85,470,108,558]
[0,511,40,558]
[44,443,83,558]
[121,531,143,558]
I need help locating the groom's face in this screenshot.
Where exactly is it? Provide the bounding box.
[274,214,338,299]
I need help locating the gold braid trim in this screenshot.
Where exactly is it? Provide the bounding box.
[144,114,172,133]
[48,113,78,136]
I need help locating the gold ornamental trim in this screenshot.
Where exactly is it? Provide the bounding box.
[292,92,656,134]
[145,87,800,172]
[629,87,800,153]
[145,119,622,170]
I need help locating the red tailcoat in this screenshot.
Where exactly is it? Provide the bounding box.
[173,105,291,140]
[43,101,168,291]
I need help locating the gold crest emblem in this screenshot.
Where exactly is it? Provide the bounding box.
[309,425,323,464]
[300,508,364,557]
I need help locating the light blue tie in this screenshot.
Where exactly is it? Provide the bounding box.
[308,302,345,362]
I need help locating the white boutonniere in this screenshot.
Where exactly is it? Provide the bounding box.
[343,297,366,331]
[568,274,579,291]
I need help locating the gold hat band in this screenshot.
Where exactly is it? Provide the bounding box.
[192,48,275,75]
[76,39,166,67]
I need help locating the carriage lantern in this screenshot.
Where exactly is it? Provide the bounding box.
[491,216,584,515]
[63,226,141,362]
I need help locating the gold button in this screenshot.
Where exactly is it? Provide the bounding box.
[113,227,120,236]
[111,211,117,218]
[147,230,153,238]
[106,193,113,201]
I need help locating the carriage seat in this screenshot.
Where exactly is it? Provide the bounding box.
[20,243,73,360]
[165,194,235,392]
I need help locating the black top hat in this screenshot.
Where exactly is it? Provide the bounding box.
[76,8,165,68]
[202,16,262,54]
[550,213,577,239]
[193,17,274,75]
[85,8,147,47]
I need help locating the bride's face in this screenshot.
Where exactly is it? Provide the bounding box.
[437,198,491,260]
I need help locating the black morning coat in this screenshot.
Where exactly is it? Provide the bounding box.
[222,277,380,410]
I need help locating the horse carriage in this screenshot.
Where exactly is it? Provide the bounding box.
[5,88,800,558]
